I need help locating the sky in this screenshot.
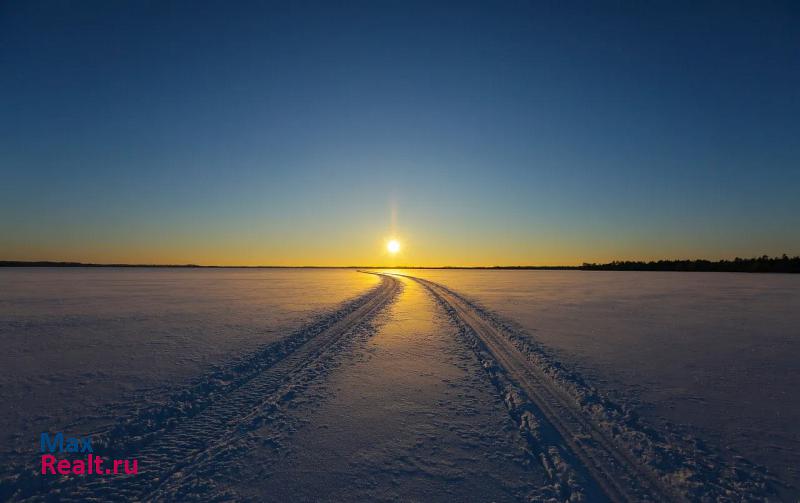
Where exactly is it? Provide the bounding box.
[1,1,798,266]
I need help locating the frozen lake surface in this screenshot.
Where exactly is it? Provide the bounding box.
[0,268,377,456]
[406,269,800,492]
[1,267,797,500]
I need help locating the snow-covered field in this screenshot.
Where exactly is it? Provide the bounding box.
[0,268,377,466]
[406,269,800,495]
[1,267,797,501]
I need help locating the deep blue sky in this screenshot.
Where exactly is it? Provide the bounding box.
[1,1,798,265]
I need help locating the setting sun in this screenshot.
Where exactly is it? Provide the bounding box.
[387,239,400,254]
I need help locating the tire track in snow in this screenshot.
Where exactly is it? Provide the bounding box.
[2,274,400,502]
[400,273,676,503]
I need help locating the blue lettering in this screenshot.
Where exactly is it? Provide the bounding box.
[40,432,63,453]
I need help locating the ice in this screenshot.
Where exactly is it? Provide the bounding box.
[2,267,798,500]
[406,269,800,494]
[0,268,378,465]
[230,276,545,502]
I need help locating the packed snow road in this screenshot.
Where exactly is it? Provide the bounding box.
[231,273,546,502]
[1,272,780,502]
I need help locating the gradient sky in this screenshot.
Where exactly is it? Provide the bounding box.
[2,1,798,266]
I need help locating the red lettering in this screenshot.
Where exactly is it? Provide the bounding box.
[57,459,70,475]
[41,454,56,474]
[124,459,138,474]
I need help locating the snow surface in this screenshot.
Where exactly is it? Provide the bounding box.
[2,267,798,500]
[233,276,546,502]
[0,268,377,466]
[404,269,800,495]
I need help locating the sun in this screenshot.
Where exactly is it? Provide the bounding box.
[387,239,401,254]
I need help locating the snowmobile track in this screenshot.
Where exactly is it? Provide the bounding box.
[401,273,678,503]
[5,274,400,502]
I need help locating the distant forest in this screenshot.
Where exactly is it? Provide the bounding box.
[579,255,800,273]
[1,255,798,272]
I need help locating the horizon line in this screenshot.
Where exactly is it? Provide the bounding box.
[0,260,583,269]
[1,255,798,271]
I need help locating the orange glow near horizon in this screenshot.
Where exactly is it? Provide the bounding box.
[1,223,787,268]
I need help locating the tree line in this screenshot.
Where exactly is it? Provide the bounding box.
[580,255,800,273]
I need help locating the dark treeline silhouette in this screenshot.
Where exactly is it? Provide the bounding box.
[581,255,800,273]
[1,255,798,272]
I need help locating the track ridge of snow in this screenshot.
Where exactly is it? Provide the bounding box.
[401,273,777,502]
[0,275,401,502]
